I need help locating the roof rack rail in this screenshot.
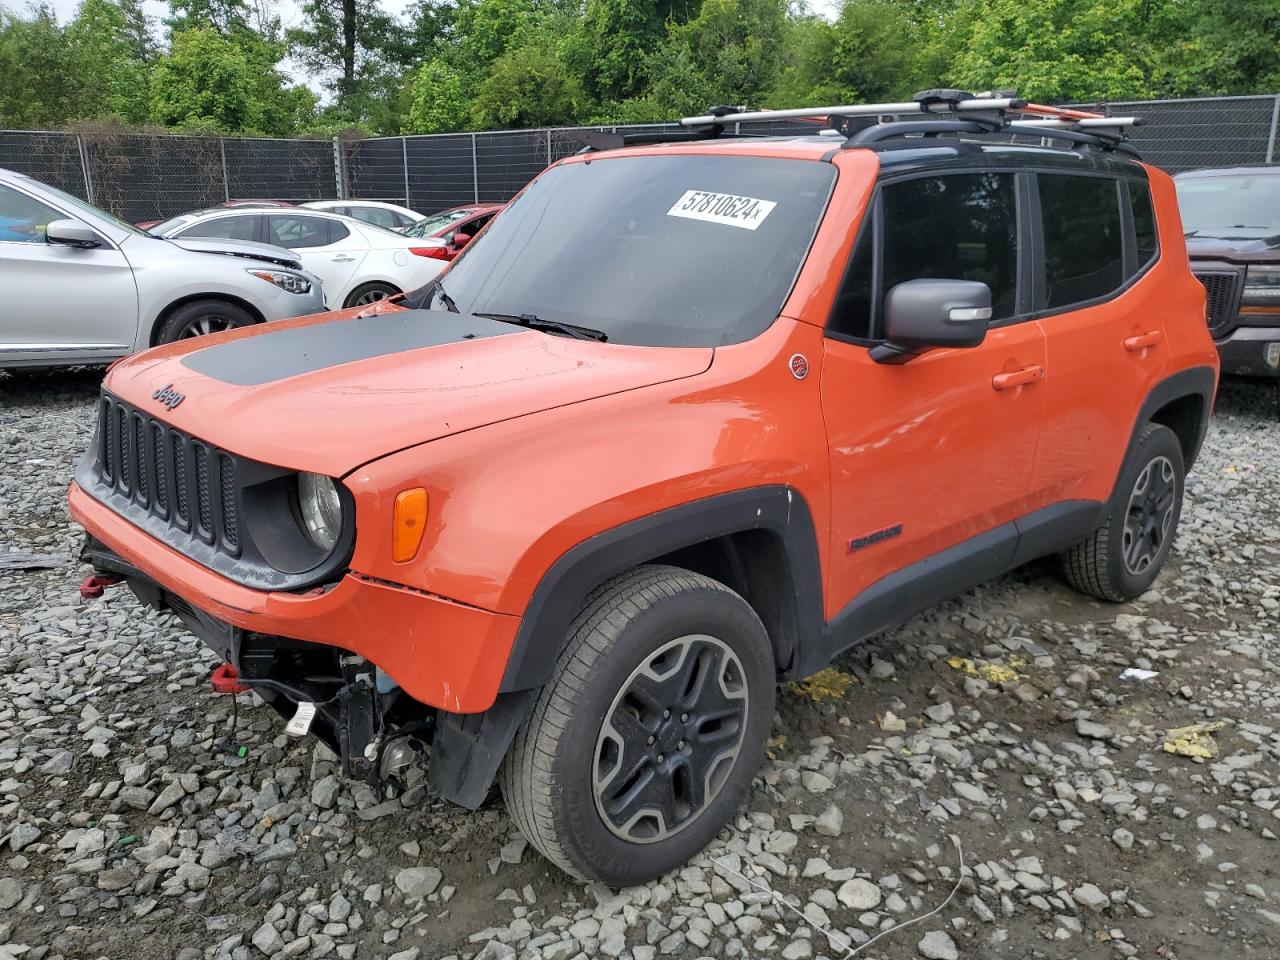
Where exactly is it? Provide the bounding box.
[677,89,1144,156]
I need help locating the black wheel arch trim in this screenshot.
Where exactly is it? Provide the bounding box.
[498,486,826,694]
[1120,365,1216,481]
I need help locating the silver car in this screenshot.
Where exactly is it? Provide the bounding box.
[0,168,326,370]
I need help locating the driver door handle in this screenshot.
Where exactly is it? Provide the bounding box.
[992,365,1045,391]
[1124,330,1162,352]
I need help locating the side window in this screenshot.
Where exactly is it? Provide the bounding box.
[329,221,350,243]
[1038,175,1124,309]
[882,173,1019,322]
[1127,180,1158,270]
[268,215,332,249]
[359,206,398,229]
[0,183,62,243]
[828,207,875,340]
[180,215,257,242]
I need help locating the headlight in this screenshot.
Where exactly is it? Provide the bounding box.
[298,473,343,551]
[248,269,313,295]
[1242,264,1280,313]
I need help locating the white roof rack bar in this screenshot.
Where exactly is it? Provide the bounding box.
[1010,117,1141,130]
[680,97,1026,128]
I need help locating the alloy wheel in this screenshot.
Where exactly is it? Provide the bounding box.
[177,314,235,339]
[592,634,748,844]
[354,288,392,306]
[1122,455,1177,575]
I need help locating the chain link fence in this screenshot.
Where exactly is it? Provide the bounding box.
[0,131,336,222]
[2,94,1277,222]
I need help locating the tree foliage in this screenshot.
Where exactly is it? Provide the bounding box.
[0,0,1277,136]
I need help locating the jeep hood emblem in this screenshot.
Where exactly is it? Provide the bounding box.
[153,384,185,410]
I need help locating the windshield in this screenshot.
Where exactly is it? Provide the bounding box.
[1176,174,1280,240]
[408,209,473,237]
[28,178,152,238]
[437,155,835,347]
[151,215,195,235]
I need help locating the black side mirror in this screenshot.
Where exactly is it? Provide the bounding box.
[46,218,102,249]
[870,278,992,364]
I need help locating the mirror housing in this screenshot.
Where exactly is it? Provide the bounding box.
[870,278,992,364]
[46,218,102,249]
[452,232,472,249]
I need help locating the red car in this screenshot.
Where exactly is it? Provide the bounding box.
[135,200,293,231]
[401,202,504,260]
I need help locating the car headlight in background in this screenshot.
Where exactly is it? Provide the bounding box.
[247,269,313,295]
[298,473,343,551]
[1242,264,1280,316]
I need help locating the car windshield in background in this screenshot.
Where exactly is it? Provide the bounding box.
[1176,174,1280,240]
[150,215,194,235]
[411,209,473,236]
[438,155,836,347]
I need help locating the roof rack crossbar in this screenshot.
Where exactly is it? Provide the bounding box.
[681,97,1028,128]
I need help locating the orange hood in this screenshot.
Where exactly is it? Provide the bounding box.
[103,309,713,477]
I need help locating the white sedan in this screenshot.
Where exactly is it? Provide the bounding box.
[301,200,425,233]
[150,208,447,308]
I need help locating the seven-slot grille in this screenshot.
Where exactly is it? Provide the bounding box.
[95,393,241,555]
[1193,270,1243,335]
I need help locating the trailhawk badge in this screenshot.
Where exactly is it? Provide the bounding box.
[152,383,185,410]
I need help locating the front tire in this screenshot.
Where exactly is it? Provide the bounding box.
[1063,422,1185,601]
[500,565,775,885]
[156,300,256,344]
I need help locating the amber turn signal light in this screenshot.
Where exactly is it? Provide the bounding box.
[392,488,428,562]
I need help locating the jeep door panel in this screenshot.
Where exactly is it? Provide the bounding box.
[819,167,1046,619]
[1028,171,1191,506]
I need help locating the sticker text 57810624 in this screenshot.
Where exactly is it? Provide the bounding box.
[667,190,777,231]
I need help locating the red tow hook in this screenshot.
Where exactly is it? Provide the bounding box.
[79,574,124,600]
[211,663,249,695]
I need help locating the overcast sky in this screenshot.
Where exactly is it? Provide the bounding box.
[22,0,840,96]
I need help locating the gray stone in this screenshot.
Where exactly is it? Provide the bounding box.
[836,878,881,911]
[252,922,284,955]
[1073,883,1109,912]
[394,866,442,899]
[917,930,959,960]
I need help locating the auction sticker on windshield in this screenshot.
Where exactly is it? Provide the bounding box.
[667,190,777,230]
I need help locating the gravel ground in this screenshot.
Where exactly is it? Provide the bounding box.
[2,369,1279,960]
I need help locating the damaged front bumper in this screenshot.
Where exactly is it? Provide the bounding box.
[72,482,535,808]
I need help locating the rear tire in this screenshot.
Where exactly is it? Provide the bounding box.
[156,300,256,344]
[500,565,775,885]
[1062,422,1184,602]
[343,282,399,309]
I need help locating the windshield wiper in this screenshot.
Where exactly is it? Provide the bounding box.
[475,312,608,342]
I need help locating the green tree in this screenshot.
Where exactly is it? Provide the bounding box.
[471,39,586,128]
[948,0,1155,102]
[642,0,787,116]
[406,58,470,132]
[148,24,310,132]
[289,0,405,123]
[1154,0,1280,96]
[0,4,77,128]
[65,0,151,123]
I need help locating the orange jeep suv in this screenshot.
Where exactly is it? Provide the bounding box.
[70,92,1218,885]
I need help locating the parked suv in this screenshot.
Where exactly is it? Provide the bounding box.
[70,93,1217,885]
[1176,166,1280,378]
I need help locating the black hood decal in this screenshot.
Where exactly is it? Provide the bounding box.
[181,310,519,386]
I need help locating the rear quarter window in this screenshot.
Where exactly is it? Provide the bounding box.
[1128,180,1158,270]
[1038,174,1124,309]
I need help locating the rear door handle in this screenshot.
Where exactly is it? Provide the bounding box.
[992,365,1045,391]
[1124,330,1162,352]
[332,255,356,263]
